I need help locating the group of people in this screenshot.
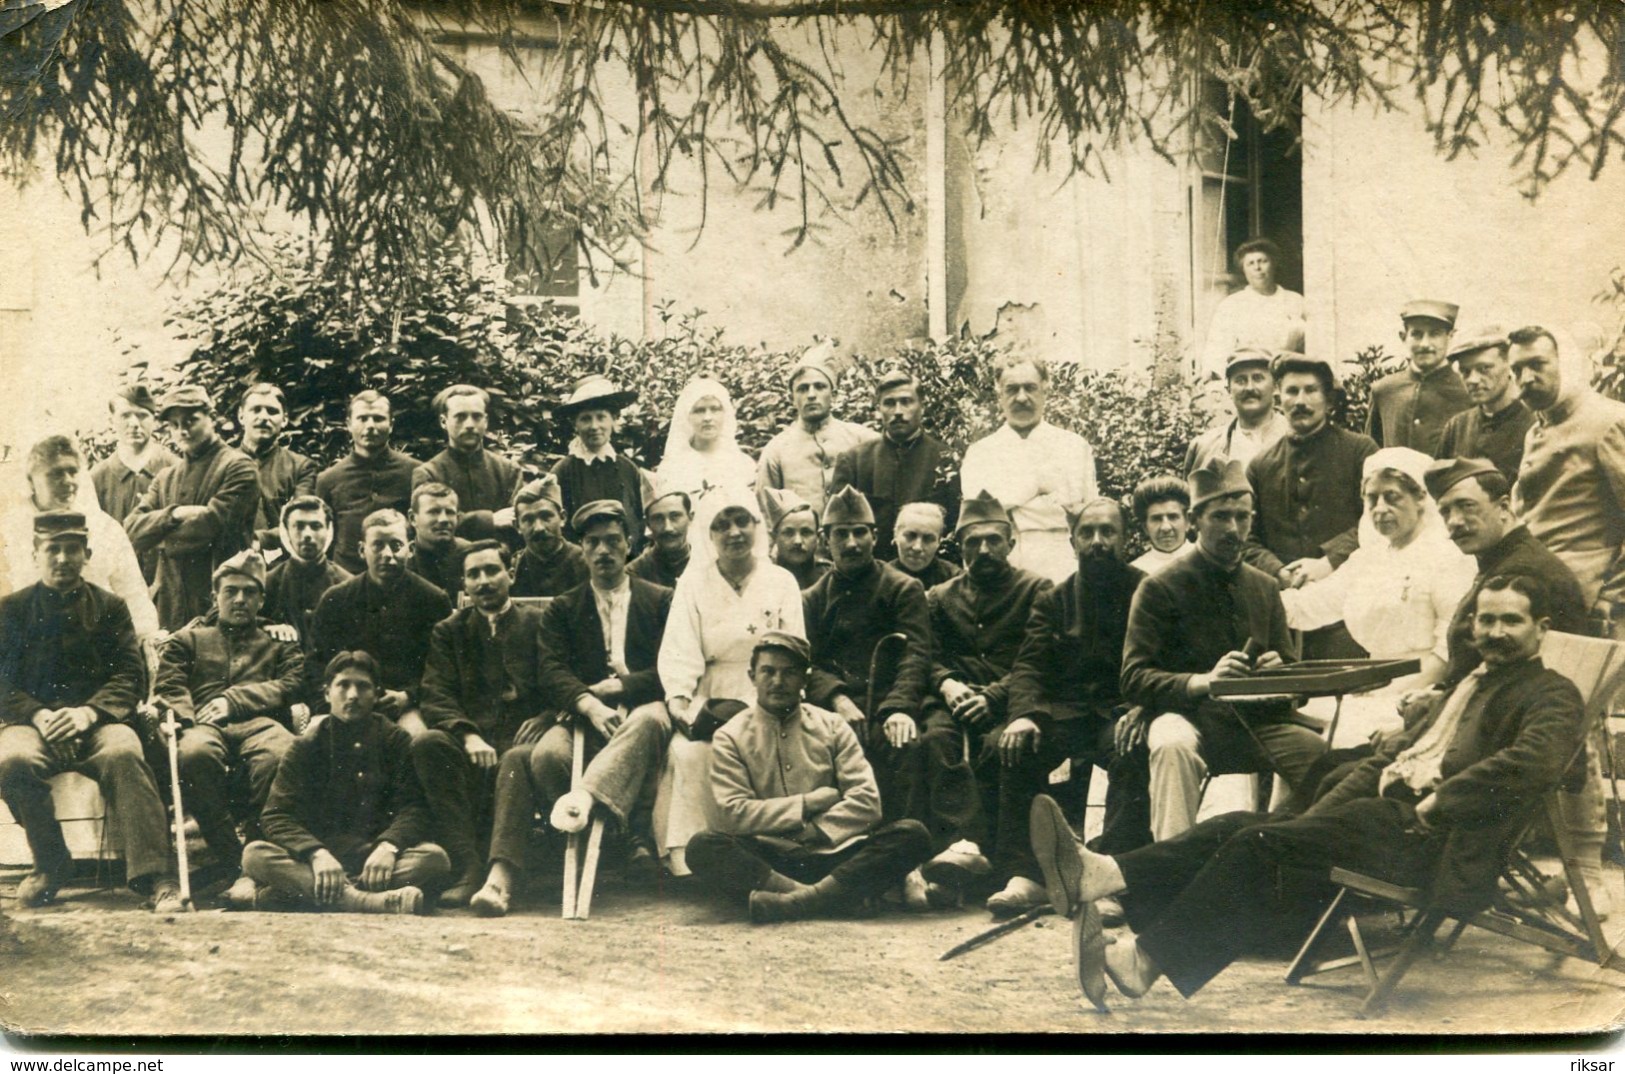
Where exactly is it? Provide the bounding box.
[2,289,1622,1005]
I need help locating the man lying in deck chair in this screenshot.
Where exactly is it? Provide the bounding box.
[1029,573,1582,1008]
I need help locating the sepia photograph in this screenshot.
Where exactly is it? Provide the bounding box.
[3,0,1625,1045]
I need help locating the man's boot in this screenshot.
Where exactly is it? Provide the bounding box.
[748,876,847,924]
[335,883,425,916]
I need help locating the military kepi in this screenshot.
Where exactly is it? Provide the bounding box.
[1448,325,1507,364]
[212,548,267,590]
[157,384,213,420]
[1423,457,1501,501]
[33,510,89,542]
[752,630,812,669]
[1401,299,1460,328]
[956,489,1012,535]
[822,485,875,527]
[1189,458,1252,511]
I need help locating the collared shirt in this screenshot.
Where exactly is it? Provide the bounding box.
[316,448,418,574]
[1366,362,1471,455]
[757,418,879,515]
[1129,545,1192,577]
[709,701,882,846]
[960,421,1099,583]
[590,579,632,675]
[1436,398,1535,480]
[1182,411,1291,477]
[478,600,516,637]
[567,437,617,464]
[1513,391,1625,608]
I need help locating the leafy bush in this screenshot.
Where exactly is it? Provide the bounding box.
[1594,267,1625,404]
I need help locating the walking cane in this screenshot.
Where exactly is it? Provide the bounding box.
[866,633,909,742]
[158,705,195,912]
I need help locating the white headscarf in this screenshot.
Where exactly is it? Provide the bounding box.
[1357,447,1447,550]
[687,483,770,577]
[657,377,757,509]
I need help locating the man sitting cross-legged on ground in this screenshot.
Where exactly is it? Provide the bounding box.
[911,490,1053,910]
[0,511,182,912]
[1030,574,1582,1006]
[416,539,549,906]
[155,549,302,903]
[687,632,932,923]
[1116,458,1327,845]
[470,501,675,917]
[240,650,450,914]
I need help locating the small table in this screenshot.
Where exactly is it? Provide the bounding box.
[1209,658,1422,743]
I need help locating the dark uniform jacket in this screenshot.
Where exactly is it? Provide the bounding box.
[1312,657,1583,911]
[538,578,673,714]
[888,556,960,590]
[1440,525,1588,686]
[551,454,646,550]
[780,557,832,592]
[803,560,932,719]
[0,582,143,726]
[125,436,260,631]
[1365,362,1471,455]
[258,711,431,866]
[1007,558,1144,730]
[1244,423,1378,577]
[91,448,178,583]
[246,442,317,549]
[155,620,305,725]
[1121,548,1297,724]
[263,556,351,654]
[419,603,548,747]
[927,564,1052,722]
[830,431,957,558]
[414,447,523,541]
[628,544,690,589]
[512,541,590,598]
[316,449,418,575]
[1435,400,1535,482]
[406,538,472,602]
[308,573,452,707]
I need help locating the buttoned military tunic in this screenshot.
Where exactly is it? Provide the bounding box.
[1366,362,1471,454]
[1435,400,1535,481]
[246,442,317,548]
[415,447,523,540]
[1244,423,1377,577]
[316,449,418,574]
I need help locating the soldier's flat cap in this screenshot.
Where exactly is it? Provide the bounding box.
[761,487,816,533]
[1447,326,1509,364]
[821,485,875,528]
[752,630,812,668]
[513,474,565,510]
[1401,300,1460,328]
[874,367,919,400]
[955,489,1013,536]
[33,510,89,542]
[1225,347,1277,378]
[1189,458,1252,511]
[156,384,213,419]
[571,498,627,534]
[212,549,267,590]
[1423,457,1501,501]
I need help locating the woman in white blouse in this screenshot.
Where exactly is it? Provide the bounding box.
[653,489,806,875]
[1197,238,1307,381]
[655,377,758,573]
[1281,447,1477,745]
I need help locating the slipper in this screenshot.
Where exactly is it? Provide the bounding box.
[1074,900,1109,1013]
[1029,794,1082,917]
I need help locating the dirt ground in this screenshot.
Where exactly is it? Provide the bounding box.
[3,859,1625,1041]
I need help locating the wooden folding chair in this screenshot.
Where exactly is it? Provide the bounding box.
[1284,631,1625,1017]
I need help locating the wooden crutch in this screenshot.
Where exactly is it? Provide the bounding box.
[561,723,585,919]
